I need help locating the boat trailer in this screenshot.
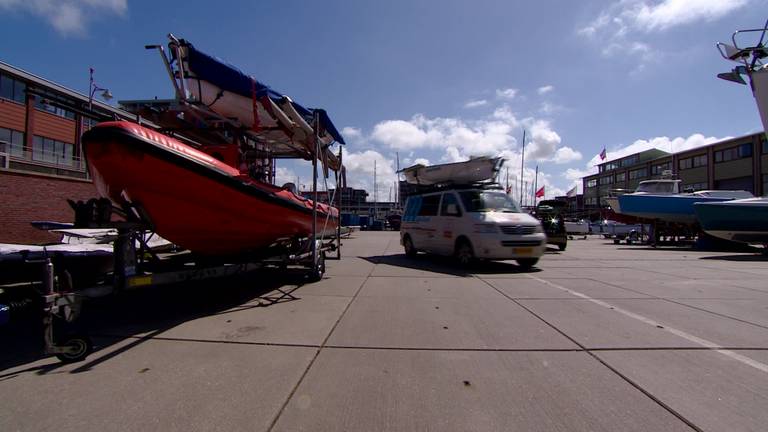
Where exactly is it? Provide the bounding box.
[7,197,341,363]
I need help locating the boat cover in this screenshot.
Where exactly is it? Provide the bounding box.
[182,40,345,145]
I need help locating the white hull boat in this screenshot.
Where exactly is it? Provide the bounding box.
[400,157,503,185]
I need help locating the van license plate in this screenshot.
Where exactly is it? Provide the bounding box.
[513,247,533,255]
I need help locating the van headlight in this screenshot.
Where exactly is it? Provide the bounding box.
[473,224,498,233]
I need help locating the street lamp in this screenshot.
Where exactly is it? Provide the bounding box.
[88,67,113,110]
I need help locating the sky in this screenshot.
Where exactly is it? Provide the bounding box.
[1,0,766,201]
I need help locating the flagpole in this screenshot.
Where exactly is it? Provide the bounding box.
[519,129,526,207]
[533,165,539,206]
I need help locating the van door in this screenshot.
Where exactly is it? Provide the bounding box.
[434,192,463,254]
[413,193,441,251]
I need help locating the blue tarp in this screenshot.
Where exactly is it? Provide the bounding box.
[182,40,345,144]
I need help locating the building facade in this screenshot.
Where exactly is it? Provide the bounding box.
[582,132,768,217]
[0,61,135,243]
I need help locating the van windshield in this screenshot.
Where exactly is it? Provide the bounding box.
[459,191,521,213]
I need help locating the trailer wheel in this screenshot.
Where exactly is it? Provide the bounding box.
[308,251,326,282]
[55,334,93,363]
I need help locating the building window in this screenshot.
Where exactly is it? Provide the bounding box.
[34,96,76,120]
[763,174,768,195]
[584,197,598,206]
[586,178,597,188]
[651,162,671,176]
[715,143,753,162]
[693,155,707,167]
[32,135,74,167]
[0,73,26,104]
[629,168,647,180]
[621,155,639,167]
[762,137,767,154]
[0,127,25,157]
[615,172,626,182]
[599,176,613,185]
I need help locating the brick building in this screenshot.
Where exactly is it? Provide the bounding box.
[0,61,135,244]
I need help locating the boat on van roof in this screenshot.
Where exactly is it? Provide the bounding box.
[399,157,503,186]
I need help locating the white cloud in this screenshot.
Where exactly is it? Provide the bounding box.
[413,158,430,166]
[537,85,554,95]
[577,0,748,69]
[525,119,562,160]
[0,0,127,35]
[274,166,297,188]
[341,126,363,141]
[552,146,583,164]
[631,0,749,31]
[342,150,398,201]
[464,99,488,108]
[495,88,518,99]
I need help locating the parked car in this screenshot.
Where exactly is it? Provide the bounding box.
[400,186,546,269]
[532,200,568,251]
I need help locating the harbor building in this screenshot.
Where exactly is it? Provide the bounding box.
[582,132,768,218]
[0,61,136,244]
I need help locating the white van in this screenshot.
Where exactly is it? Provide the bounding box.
[400,186,546,269]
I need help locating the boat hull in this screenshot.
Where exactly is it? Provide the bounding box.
[752,68,768,141]
[694,198,768,244]
[401,157,502,185]
[617,193,751,224]
[82,122,337,256]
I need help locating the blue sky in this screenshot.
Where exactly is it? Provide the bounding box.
[1,0,765,201]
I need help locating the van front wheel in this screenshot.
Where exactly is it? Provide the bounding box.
[455,239,475,266]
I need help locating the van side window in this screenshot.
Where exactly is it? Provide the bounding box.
[440,192,461,216]
[418,194,441,216]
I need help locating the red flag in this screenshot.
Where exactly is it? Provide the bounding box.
[599,148,607,160]
[535,186,545,198]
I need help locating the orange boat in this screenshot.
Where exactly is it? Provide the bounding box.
[82,121,338,256]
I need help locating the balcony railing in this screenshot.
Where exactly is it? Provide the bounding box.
[1,141,89,179]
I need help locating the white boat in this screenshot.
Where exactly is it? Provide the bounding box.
[399,157,503,185]
[717,20,768,137]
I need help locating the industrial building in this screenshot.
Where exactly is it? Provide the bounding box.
[582,132,768,218]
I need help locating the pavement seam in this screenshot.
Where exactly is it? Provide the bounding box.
[265,236,382,432]
[475,274,704,432]
[575,276,768,331]
[525,274,768,375]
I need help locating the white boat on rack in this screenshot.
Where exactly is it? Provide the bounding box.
[399,157,503,185]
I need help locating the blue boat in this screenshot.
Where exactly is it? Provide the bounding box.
[694,197,768,246]
[617,190,753,224]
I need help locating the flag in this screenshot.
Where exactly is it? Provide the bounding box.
[599,148,607,160]
[566,186,577,197]
[506,186,512,195]
[535,186,545,198]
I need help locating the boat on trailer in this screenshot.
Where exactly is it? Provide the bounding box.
[83,35,345,256]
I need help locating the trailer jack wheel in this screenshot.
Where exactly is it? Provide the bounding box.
[308,252,326,282]
[55,334,93,363]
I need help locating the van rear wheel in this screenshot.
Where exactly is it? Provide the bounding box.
[455,239,475,266]
[403,235,418,257]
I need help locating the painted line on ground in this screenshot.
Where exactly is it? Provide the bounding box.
[526,274,768,374]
